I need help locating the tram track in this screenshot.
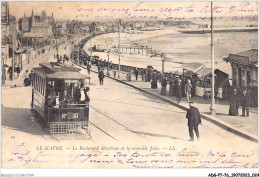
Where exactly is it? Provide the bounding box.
[89,120,119,142]
[89,105,150,142]
[69,58,151,142]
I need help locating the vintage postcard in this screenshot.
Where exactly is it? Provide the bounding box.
[1,0,259,176]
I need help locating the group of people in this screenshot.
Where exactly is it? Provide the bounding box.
[24,70,34,86]
[229,87,250,117]
[54,54,69,64]
[47,81,90,108]
[160,75,193,103]
[6,65,21,81]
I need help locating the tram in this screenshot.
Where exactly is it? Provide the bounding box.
[32,62,91,139]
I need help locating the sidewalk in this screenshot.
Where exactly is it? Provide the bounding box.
[3,43,70,87]
[87,65,258,142]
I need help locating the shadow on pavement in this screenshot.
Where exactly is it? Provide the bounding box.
[129,130,186,141]
[1,104,49,136]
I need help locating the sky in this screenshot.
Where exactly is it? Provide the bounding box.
[8,1,258,22]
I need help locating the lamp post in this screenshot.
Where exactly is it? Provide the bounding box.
[183,68,187,81]
[55,24,59,62]
[78,29,82,65]
[107,50,110,75]
[161,53,165,78]
[12,34,15,81]
[210,1,216,115]
[118,19,121,79]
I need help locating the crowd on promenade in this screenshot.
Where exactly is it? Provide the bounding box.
[71,36,257,118]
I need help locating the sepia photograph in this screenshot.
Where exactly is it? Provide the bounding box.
[1,0,259,177]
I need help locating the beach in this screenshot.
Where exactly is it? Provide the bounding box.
[83,28,258,74]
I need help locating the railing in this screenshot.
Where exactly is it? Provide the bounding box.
[50,121,90,140]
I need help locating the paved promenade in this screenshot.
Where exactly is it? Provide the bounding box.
[88,65,258,142]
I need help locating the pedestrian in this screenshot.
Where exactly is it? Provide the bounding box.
[98,69,104,85]
[87,64,91,75]
[16,65,21,77]
[134,68,138,80]
[185,79,192,102]
[147,69,151,82]
[8,66,13,80]
[24,70,30,86]
[141,69,144,81]
[229,88,239,116]
[151,70,158,89]
[169,75,174,96]
[2,68,6,85]
[241,87,250,117]
[161,75,167,96]
[186,101,202,141]
[29,70,34,86]
[176,78,182,103]
[113,70,116,78]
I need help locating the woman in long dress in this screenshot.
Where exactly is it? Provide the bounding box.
[229,88,239,116]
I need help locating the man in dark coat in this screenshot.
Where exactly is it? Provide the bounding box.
[16,65,21,77]
[134,68,138,80]
[241,88,250,117]
[229,88,239,116]
[186,102,201,141]
[161,75,167,96]
[98,69,104,85]
[151,70,158,89]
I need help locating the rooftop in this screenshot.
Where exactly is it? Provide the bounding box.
[224,49,258,67]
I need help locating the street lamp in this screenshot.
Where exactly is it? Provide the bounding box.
[54,24,59,62]
[107,50,110,75]
[161,53,165,78]
[118,19,121,79]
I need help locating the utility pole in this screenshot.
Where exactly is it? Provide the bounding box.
[12,34,15,80]
[78,30,81,65]
[210,1,216,115]
[90,32,92,56]
[55,24,59,61]
[161,53,165,78]
[118,20,121,78]
[107,50,110,75]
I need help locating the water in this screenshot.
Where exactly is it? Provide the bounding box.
[130,31,258,64]
[85,30,257,73]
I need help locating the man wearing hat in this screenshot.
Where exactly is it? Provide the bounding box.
[186,101,201,141]
[98,68,104,85]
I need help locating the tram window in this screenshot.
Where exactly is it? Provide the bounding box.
[40,77,43,94]
[35,75,38,91]
[38,77,41,94]
[37,75,40,93]
[34,74,37,90]
[43,79,46,96]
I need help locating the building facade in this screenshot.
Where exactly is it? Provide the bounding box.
[224,49,258,89]
[19,10,54,49]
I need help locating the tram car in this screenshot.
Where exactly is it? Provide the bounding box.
[32,62,91,139]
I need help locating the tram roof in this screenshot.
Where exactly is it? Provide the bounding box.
[34,62,90,80]
[46,72,90,80]
[39,62,82,72]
